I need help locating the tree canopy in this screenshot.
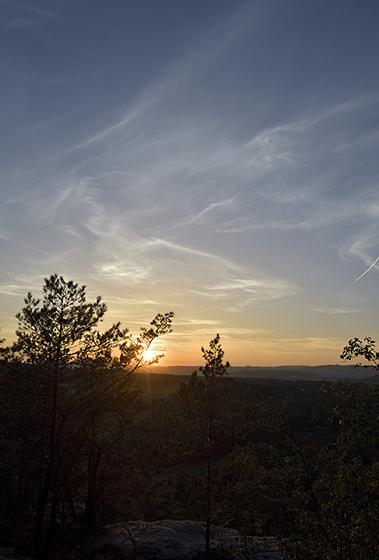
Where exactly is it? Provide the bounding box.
[0,274,174,560]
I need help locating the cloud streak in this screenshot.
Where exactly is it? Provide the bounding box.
[2,1,379,364]
[328,255,379,305]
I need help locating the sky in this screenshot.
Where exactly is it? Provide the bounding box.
[1,0,379,367]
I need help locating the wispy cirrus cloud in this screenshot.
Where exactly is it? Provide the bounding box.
[0,0,59,29]
[2,0,379,364]
[35,87,378,321]
[59,2,261,157]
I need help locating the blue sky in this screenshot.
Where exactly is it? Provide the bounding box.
[1,0,379,366]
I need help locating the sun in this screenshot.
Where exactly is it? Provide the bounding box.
[143,347,160,364]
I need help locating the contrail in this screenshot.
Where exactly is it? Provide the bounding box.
[327,254,379,305]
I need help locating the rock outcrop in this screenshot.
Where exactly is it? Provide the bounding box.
[0,549,33,560]
[83,519,284,560]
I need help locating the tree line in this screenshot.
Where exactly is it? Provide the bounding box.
[1,274,379,560]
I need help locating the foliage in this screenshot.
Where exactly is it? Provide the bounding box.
[4,297,379,560]
[340,336,379,369]
[170,335,236,559]
[278,382,379,559]
[274,336,379,560]
[0,274,173,560]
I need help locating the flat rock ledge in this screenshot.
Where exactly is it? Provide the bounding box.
[82,519,286,560]
[0,548,33,560]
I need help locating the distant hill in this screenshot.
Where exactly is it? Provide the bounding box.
[150,364,375,381]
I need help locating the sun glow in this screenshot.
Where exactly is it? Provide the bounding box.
[143,347,160,364]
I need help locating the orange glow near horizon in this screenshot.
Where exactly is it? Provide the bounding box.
[143,347,161,364]
[149,336,348,369]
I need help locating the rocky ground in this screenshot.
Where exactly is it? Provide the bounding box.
[80,519,286,560]
[0,549,33,560]
[1,520,288,559]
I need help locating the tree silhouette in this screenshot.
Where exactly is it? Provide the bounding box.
[1,274,173,560]
[176,334,233,560]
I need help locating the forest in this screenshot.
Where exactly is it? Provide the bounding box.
[1,275,379,560]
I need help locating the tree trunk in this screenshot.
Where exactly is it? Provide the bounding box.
[85,424,100,529]
[34,368,59,560]
[205,412,213,560]
[34,458,54,560]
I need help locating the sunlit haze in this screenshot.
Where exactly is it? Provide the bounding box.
[1,1,379,367]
